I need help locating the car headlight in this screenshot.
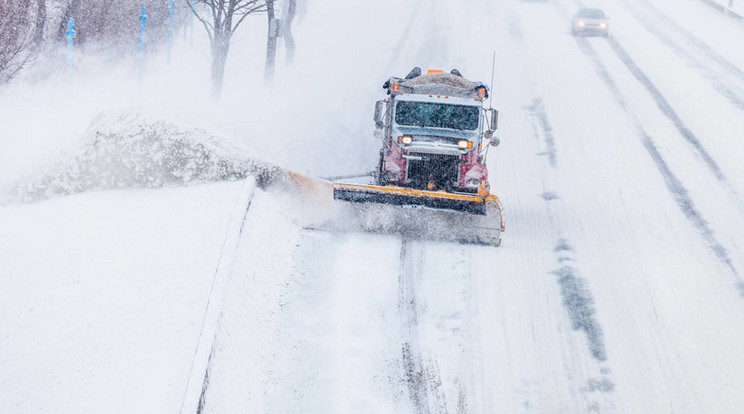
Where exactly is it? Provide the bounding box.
[578,20,586,27]
[599,22,607,29]
[397,135,413,145]
[458,139,473,149]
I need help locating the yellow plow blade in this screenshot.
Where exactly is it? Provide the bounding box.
[332,182,505,245]
[333,182,490,215]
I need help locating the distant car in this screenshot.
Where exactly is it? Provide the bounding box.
[571,8,609,37]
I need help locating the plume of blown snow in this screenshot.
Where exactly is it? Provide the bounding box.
[6,111,287,204]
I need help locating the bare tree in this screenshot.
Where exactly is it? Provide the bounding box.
[0,0,45,85]
[188,0,267,97]
[33,0,47,45]
[283,0,297,65]
[264,0,276,82]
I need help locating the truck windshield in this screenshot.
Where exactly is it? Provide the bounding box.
[395,101,479,131]
[577,9,605,18]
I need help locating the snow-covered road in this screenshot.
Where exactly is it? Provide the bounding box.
[3,0,744,412]
[193,0,744,413]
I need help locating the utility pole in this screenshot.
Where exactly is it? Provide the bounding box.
[139,5,148,77]
[65,18,76,75]
[167,0,175,63]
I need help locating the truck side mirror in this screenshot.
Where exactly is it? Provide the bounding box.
[490,109,499,131]
[489,136,500,147]
[374,100,384,128]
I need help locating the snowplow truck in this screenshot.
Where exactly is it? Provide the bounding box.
[333,67,505,246]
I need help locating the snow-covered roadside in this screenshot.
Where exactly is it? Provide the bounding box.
[0,181,246,413]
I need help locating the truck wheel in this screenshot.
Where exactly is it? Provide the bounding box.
[376,150,386,186]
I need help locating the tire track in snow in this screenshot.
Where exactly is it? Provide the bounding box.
[573,37,744,294]
[511,8,617,410]
[525,98,617,411]
[525,95,617,412]
[594,31,744,281]
[393,2,475,407]
[604,37,727,183]
[398,239,451,414]
[397,238,477,413]
[526,97,558,169]
[620,0,744,112]
[564,0,744,276]
[523,94,608,362]
[571,0,744,215]
[399,238,426,412]
[634,0,744,80]
[553,240,616,409]
[553,240,608,362]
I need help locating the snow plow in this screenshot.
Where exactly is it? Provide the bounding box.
[333,68,505,246]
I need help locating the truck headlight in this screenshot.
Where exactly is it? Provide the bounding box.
[466,179,481,188]
[398,135,413,145]
[599,22,607,29]
[578,20,586,27]
[458,139,473,149]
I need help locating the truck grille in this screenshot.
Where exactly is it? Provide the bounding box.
[406,153,459,189]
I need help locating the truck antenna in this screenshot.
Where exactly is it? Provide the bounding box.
[489,51,496,110]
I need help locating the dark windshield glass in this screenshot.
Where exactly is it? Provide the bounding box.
[578,9,605,18]
[395,101,479,131]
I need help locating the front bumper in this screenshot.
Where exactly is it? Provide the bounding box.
[572,25,608,35]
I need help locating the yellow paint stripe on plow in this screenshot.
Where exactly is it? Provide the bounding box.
[332,182,488,204]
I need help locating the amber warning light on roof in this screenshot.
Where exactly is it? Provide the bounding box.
[427,69,444,74]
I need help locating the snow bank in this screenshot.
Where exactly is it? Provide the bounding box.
[0,181,247,413]
[5,111,287,204]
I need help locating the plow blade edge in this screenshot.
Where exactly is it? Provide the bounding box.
[333,182,505,246]
[333,183,490,215]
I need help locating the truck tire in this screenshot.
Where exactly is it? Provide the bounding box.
[376,150,387,186]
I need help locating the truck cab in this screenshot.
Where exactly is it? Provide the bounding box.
[374,68,498,194]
